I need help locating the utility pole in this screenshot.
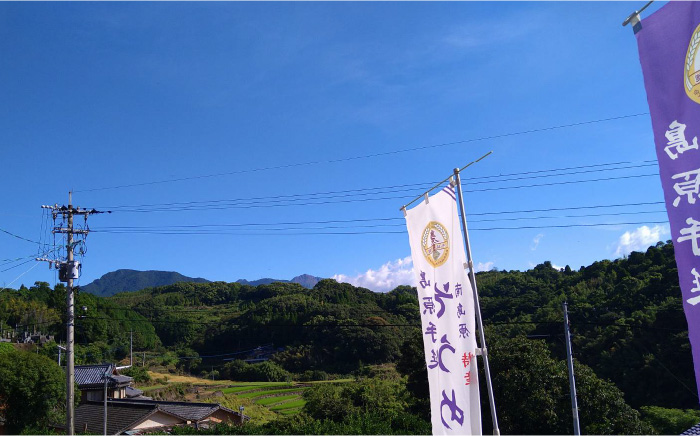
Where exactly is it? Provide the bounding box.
[38,193,108,436]
[563,301,581,436]
[103,365,111,436]
[130,331,133,368]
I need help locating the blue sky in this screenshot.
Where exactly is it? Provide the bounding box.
[0,1,672,292]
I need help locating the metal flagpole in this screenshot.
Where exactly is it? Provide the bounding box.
[563,301,581,435]
[622,0,654,27]
[453,167,500,436]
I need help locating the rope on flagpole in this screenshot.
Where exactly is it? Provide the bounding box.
[400,151,492,213]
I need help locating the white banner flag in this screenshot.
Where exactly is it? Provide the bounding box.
[405,183,481,436]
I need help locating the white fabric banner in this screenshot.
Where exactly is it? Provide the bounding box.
[405,183,481,436]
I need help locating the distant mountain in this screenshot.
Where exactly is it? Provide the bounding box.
[81,269,210,297]
[236,274,322,289]
[291,274,322,288]
[82,270,323,296]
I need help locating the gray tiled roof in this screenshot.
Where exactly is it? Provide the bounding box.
[111,375,133,384]
[74,364,133,389]
[74,402,157,435]
[110,399,246,422]
[682,422,700,435]
[125,386,143,397]
[75,364,112,386]
[68,399,248,434]
[158,403,219,421]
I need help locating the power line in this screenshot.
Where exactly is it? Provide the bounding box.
[93,209,667,234]
[91,200,667,234]
[70,314,689,336]
[0,261,43,292]
[101,160,657,211]
[0,227,40,245]
[102,172,659,213]
[75,113,649,193]
[91,221,670,237]
[0,248,61,273]
[99,160,657,212]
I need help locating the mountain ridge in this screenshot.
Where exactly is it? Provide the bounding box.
[81,269,322,296]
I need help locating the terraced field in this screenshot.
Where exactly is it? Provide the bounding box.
[140,373,352,420]
[222,383,309,415]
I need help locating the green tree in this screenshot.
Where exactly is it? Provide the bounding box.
[0,342,14,355]
[303,383,354,421]
[120,366,152,383]
[0,351,66,433]
[640,406,700,435]
[303,376,409,422]
[488,336,651,435]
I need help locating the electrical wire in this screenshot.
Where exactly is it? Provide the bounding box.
[99,162,658,212]
[0,261,42,292]
[92,209,667,234]
[91,221,669,237]
[90,200,668,235]
[75,113,650,193]
[100,160,657,211]
[102,172,660,213]
[0,227,40,245]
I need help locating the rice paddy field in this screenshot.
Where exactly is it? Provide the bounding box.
[220,383,309,416]
[142,371,352,423]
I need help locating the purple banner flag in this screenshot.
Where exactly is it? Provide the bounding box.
[636,2,700,399]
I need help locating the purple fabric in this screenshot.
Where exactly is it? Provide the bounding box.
[636,2,700,401]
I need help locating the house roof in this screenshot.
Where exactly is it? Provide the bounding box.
[75,364,133,389]
[67,399,248,435]
[73,401,160,435]
[111,375,133,384]
[125,386,143,397]
[75,364,113,385]
[109,399,247,423]
[682,422,700,435]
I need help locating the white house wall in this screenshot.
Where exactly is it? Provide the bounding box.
[133,411,185,430]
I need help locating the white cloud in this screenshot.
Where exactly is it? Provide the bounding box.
[476,262,495,272]
[333,257,415,293]
[531,233,544,251]
[615,225,670,257]
[441,14,545,51]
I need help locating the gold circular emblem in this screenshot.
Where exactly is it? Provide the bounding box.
[421,221,450,267]
[685,24,700,105]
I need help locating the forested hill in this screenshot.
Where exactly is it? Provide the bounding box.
[476,240,695,410]
[1,241,696,433]
[81,269,210,297]
[103,241,695,411]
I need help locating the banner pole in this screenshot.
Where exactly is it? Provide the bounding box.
[453,167,500,436]
[622,0,653,27]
